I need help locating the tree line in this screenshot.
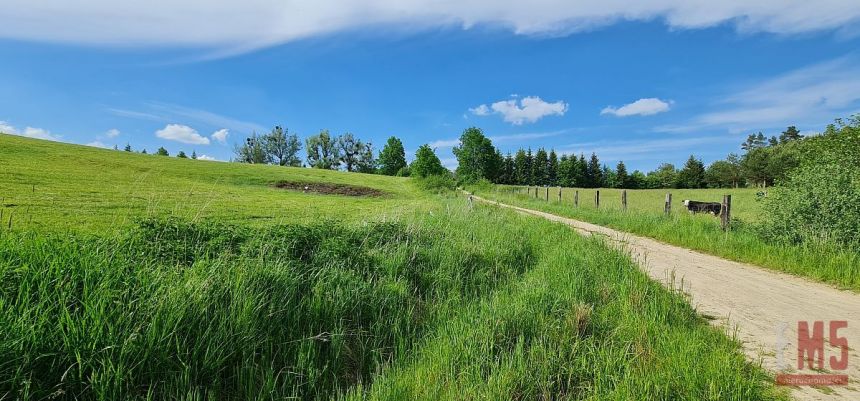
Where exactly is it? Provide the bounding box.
[452,125,807,189]
[232,125,448,178]
[115,122,807,189]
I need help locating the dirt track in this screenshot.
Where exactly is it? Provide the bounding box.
[471,194,860,401]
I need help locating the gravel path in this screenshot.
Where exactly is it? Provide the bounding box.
[471,194,860,401]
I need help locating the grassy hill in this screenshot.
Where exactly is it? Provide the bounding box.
[0,133,427,232]
[0,135,786,400]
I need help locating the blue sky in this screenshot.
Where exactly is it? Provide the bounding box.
[2,2,860,171]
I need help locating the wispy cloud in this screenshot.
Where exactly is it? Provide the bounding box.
[470,96,568,125]
[109,102,265,134]
[656,56,860,133]
[601,98,672,117]
[557,135,739,163]
[3,1,859,57]
[105,128,121,138]
[0,120,62,141]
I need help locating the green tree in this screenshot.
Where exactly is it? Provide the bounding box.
[525,149,535,185]
[779,125,803,143]
[557,155,571,187]
[191,150,197,160]
[513,149,529,185]
[411,144,448,178]
[124,143,132,152]
[676,155,706,188]
[234,133,268,164]
[140,149,147,155]
[547,150,559,186]
[337,133,368,172]
[532,148,548,186]
[176,151,188,159]
[648,163,677,189]
[741,147,771,187]
[155,147,169,156]
[586,153,602,188]
[356,142,377,174]
[264,125,302,167]
[306,130,340,169]
[629,170,646,189]
[615,161,629,188]
[602,165,616,188]
[768,136,779,147]
[378,136,407,175]
[576,155,587,187]
[705,160,736,188]
[741,132,767,151]
[500,153,515,184]
[452,127,498,183]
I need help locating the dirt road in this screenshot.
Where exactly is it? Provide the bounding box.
[471,194,860,401]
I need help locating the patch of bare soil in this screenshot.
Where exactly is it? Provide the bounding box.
[273,181,386,197]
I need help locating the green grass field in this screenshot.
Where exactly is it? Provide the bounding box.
[470,184,860,291]
[0,134,428,233]
[0,135,787,400]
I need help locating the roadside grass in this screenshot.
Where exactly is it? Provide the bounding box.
[0,134,429,233]
[0,202,786,400]
[469,185,860,291]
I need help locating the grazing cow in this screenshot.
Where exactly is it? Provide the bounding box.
[682,199,722,215]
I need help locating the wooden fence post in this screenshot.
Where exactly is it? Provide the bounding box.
[721,195,732,231]
[622,190,627,211]
[558,186,562,202]
[574,190,579,207]
[545,187,549,201]
[595,190,600,208]
[664,193,672,215]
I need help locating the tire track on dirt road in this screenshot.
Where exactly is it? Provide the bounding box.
[469,194,860,401]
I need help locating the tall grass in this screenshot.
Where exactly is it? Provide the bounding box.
[0,202,785,400]
[470,186,860,291]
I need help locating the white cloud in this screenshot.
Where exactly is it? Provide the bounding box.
[109,103,265,133]
[0,120,62,141]
[211,128,229,143]
[4,2,858,56]
[656,56,860,133]
[601,98,671,117]
[86,140,110,148]
[155,124,211,145]
[471,96,568,125]
[439,157,458,170]
[468,104,490,116]
[104,128,121,138]
[197,154,219,161]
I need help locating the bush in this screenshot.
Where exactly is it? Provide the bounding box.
[758,162,860,247]
[758,116,860,247]
[413,175,456,193]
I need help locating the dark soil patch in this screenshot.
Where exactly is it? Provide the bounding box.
[273,181,386,197]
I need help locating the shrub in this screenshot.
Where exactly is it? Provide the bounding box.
[758,116,860,247]
[413,175,456,193]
